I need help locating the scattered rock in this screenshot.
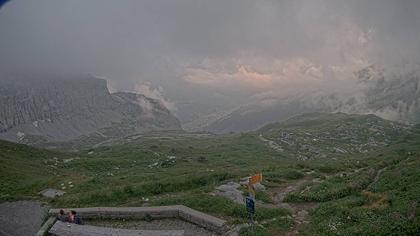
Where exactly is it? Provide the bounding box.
[254,182,266,191]
[312,178,322,183]
[148,162,159,168]
[39,188,66,198]
[214,182,244,204]
[239,177,249,185]
[305,170,315,175]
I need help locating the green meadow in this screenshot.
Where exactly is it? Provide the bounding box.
[1,113,419,235]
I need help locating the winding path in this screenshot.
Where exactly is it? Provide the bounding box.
[270,178,318,236]
[367,167,387,190]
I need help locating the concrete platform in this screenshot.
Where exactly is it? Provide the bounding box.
[49,221,184,236]
[0,201,47,236]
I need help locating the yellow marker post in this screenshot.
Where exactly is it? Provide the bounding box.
[246,172,262,233]
[249,173,262,185]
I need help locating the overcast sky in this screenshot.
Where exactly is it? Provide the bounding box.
[1,0,420,120]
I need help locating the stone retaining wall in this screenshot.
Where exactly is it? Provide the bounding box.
[47,205,227,234]
[49,206,179,220]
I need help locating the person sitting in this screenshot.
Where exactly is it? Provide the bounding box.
[71,210,83,225]
[68,211,75,223]
[56,209,67,222]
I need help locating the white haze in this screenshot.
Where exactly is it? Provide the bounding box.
[0,0,419,124]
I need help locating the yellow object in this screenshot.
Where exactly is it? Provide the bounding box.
[249,173,262,184]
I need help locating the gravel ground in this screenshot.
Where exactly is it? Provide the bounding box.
[0,201,47,236]
[86,218,218,236]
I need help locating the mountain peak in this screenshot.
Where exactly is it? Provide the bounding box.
[0,76,181,144]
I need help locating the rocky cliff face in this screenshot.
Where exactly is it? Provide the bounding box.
[0,76,181,143]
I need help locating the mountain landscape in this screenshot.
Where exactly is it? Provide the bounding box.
[0,75,418,235]
[1,112,419,235]
[0,75,181,145]
[1,1,420,236]
[193,64,420,134]
[0,39,419,236]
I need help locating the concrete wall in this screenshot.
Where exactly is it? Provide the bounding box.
[48,205,227,234]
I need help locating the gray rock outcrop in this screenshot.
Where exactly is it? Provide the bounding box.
[0,75,181,143]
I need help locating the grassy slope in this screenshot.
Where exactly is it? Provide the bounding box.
[0,113,419,235]
[295,129,420,236]
[258,112,410,159]
[0,133,296,231]
[0,140,73,201]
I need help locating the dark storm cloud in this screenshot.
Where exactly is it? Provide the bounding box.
[0,0,419,119]
[1,0,419,72]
